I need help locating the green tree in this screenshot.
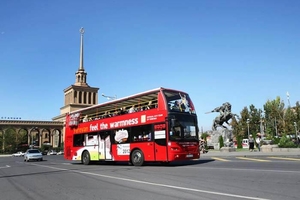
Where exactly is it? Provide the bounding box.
[263,97,285,137]
[294,101,300,122]
[230,98,300,148]
[284,107,296,134]
[236,135,243,149]
[17,129,28,146]
[4,128,17,153]
[0,130,3,153]
[219,135,224,149]
[248,104,263,136]
[292,102,300,139]
[238,106,250,138]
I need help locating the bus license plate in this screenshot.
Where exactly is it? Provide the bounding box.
[186,154,193,158]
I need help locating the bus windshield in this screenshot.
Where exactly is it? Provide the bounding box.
[169,114,198,141]
[163,90,195,114]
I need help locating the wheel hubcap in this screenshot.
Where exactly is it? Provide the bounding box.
[134,152,141,163]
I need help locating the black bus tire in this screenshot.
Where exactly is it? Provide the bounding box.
[131,149,144,166]
[82,151,90,165]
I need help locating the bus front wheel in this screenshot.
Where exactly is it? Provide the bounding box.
[131,150,144,166]
[82,151,90,165]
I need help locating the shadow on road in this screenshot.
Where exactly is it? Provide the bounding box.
[70,159,215,167]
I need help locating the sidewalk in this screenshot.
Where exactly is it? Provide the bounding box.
[0,155,12,157]
[201,149,300,157]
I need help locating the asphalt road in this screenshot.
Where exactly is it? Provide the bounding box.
[0,155,299,200]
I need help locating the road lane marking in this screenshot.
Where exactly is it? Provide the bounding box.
[267,157,300,161]
[211,157,230,162]
[0,165,10,169]
[30,163,269,200]
[236,157,270,162]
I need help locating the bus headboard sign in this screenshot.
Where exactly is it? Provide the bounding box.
[68,113,81,127]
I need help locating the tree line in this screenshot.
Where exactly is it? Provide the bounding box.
[230,97,300,140]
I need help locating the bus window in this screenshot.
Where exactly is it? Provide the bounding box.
[183,126,197,139]
[170,127,181,140]
[85,133,98,146]
[73,134,84,147]
[169,115,198,141]
[131,124,152,142]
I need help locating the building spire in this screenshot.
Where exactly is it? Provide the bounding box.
[79,27,85,71]
[74,27,88,87]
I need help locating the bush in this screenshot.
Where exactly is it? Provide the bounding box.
[272,137,280,144]
[278,135,297,148]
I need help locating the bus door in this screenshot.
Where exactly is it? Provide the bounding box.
[154,123,168,161]
[85,133,99,161]
[98,131,112,160]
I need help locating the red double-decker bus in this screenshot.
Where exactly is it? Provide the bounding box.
[64,87,200,166]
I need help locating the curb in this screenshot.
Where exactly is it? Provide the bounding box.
[0,155,12,157]
[201,151,300,157]
[200,148,300,157]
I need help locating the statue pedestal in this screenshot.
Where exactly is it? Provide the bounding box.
[207,129,233,150]
[220,147,236,152]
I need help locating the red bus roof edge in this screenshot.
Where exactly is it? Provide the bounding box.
[68,87,186,115]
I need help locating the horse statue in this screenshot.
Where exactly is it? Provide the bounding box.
[206,102,239,131]
[211,112,239,131]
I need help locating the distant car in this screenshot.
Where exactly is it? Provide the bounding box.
[57,151,64,155]
[24,149,43,162]
[12,151,24,157]
[47,150,57,155]
[233,139,250,149]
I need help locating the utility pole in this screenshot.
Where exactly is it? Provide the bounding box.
[286,92,291,107]
[247,118,250,138]
[102,93,117,100]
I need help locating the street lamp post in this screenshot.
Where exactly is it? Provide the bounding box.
[247,118,250,139]
[274,117,278,137]
[286,92,291,107]
[294,122,298,141]
[263,111,267,135]
[102,93,117,100]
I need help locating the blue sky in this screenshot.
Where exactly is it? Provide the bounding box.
[1,0,299,131]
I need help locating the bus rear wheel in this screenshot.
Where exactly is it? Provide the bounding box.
[82,151,90,165]
[131,150,144,166]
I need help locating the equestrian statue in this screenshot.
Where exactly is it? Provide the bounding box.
[206,102,239,131]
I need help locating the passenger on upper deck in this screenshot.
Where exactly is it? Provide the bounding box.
[128,105,136,113]
[120,107,127,115]
[145,101,153,110]
[83,115,88,122]
[172,101,180,111]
